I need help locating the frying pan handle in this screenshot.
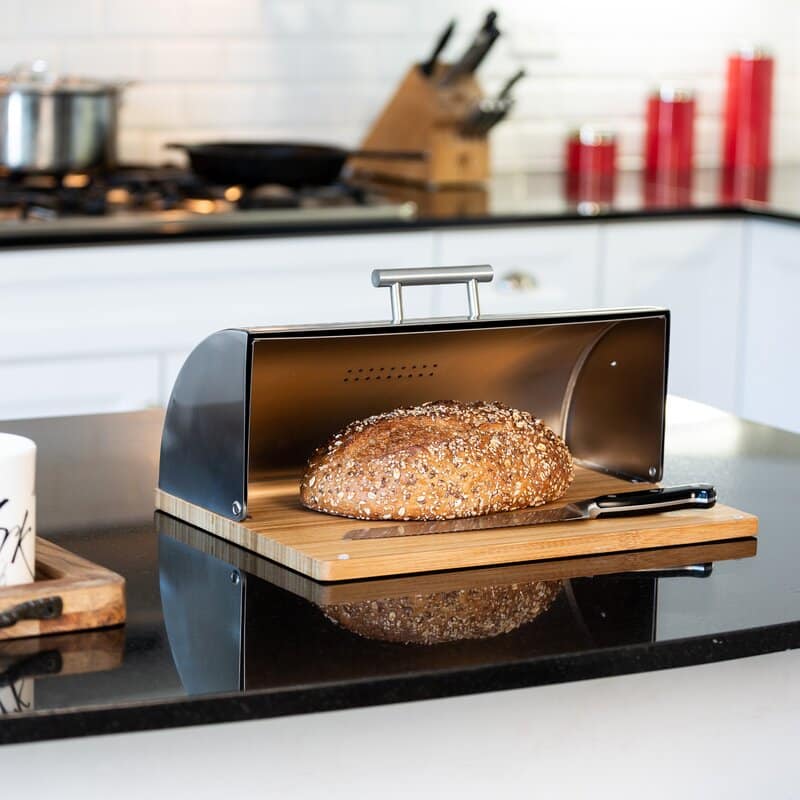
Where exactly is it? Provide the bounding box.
[371,264,494,324]
[348,150,428,161]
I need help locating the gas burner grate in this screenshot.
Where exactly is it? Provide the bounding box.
[0,165,397,222]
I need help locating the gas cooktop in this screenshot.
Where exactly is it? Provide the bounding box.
[0,165,416,230]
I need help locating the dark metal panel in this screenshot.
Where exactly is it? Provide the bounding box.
[158,526,243,695]
[158,329,249,520]
[247,311,668,482]
[565,315,668,481]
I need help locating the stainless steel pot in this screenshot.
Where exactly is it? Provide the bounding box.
[0,61,127,173]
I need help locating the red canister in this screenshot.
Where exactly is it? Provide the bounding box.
[722,47,774,170]
[566,126,617,176]
[565,126,617,205]
[644,86,695,176]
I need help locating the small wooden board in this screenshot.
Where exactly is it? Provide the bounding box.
[156,466,759,582]
[0,539,126,640]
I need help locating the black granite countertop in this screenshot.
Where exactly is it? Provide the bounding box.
[0,166,798,247]
[0,398,798,745]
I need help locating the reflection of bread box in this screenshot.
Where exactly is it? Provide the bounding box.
[156,265,673,580]
[157,512,755,696]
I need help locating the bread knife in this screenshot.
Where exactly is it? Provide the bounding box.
[343,484,716,541]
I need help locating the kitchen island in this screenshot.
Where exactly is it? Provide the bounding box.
[0,396,798,746]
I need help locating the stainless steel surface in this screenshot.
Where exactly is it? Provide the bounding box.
[158,329,249,521]
[158,307,667,522]
[372,264,493,323]
[245,311,667,481]
[0,62,124,172]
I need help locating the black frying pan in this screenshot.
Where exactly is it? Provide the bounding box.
[168,142,428,189]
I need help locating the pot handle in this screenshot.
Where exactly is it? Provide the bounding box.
[371,264,493,324]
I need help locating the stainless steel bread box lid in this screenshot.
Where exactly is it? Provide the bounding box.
[158,265,669,524]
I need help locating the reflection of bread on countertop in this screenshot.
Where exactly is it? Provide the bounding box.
[322,580,563,645]
[300,400,574,521]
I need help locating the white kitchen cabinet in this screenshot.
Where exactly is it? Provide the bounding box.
[739,219,800,432]
[601,219,745,413]
[0,231,435,418]
[434,224,601,317]
[0,355,160,420]
[0,231,436,362]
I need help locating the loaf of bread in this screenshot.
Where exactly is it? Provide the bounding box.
[300,400,574,521]
[322,580,562,645]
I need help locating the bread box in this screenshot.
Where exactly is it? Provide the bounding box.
[156,265,756,580]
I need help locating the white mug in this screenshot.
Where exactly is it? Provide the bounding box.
[0,433,36,587]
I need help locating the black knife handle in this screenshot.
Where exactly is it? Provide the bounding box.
[439,11,500,86]
[420,20,456,77]
[497,68,526,101]
[589,484,716,518]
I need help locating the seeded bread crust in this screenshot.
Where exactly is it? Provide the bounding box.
[300,400,574,521]
[322,580,563,645]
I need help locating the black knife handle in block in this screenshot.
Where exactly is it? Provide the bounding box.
[590,484,716,518]
[420,20,456,77]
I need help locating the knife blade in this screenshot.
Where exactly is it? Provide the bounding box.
[497,68,526,101]
[420,20,456,77]
[343,484,716,541]
[439,10,500,87]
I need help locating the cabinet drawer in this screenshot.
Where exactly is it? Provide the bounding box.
[0,231,436,360]
[601,219,744,412]
[0,355,160,420]
[740,220,800,432]
[434,224,601,317]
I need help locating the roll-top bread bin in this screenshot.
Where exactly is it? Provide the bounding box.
[156,264,752,582]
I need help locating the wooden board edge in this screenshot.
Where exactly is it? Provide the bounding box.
[314,509,760,581]
[156,489,327,580]
[0,538,127,641]
[155,488,759,583]
[312,536,759,605]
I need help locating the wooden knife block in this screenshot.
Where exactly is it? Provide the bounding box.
[348,64,490,187]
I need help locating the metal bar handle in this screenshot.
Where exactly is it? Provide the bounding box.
[371,264,494,324]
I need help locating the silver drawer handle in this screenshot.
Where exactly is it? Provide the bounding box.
[498,270,539,292]
[371,264,494,324]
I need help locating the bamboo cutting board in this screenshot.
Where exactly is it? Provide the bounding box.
[158,513,757,607]
[156,466,758,581]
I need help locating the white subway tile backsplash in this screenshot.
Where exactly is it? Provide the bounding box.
[19,0,103,36]
[1,0,23,36]
[106,0,261,36]
[121,84,186,129]
[142,41,225,80]
[61,41,143,78]
[0,40,64,73]
[182,84,263,126]
[0,0,796,170]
